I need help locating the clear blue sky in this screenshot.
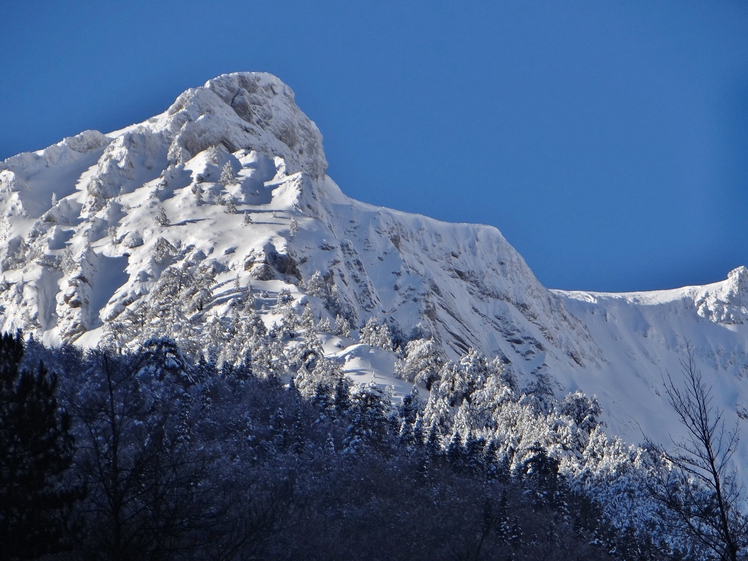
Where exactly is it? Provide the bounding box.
[1,1,746,292]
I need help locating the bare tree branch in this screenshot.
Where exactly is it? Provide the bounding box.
[649,345,748,561]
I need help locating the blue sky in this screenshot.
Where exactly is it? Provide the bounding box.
[1,1,746,291]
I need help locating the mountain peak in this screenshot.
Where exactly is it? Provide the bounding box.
[693,265,748,324]
[728,265,748,286]
[159,72,327,179]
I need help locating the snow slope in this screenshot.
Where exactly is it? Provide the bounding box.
[1,72,747,470]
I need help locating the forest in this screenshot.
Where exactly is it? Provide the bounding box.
[1,325,746,560]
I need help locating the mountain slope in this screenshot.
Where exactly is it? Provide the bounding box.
[1,72,747,469]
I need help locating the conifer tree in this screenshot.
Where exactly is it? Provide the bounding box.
[343,383,391,455]
[333,374,351,414]
[316,316,332,333]
[446,429,465,470]
[219,161,236,186]
[425,424,441,457]
[334,314,352,338]
[325,432,336,455]
[156,206,170,226]
[223,197,237,214]
[191,183,203,205]
[0,331,81,559]
[291,408,305,456]
[397,338,443,389]
[300,303,316,334]
[398,386,421,450]
[360,317,393,351]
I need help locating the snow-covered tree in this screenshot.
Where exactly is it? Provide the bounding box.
[359,317,393,351]
[219,161,236,186]
[153,237,177,266]
[342,382,391,455]
[334,314,351,338]
[191,183,203,205]
[396,337,444,388]
[146,263,190,329]
[107,225,119,245]
[305,271,328,298]
[558,390,602,452]
[222,195,237,214]
[519,372,556,415]
[276,288,293,306]
[398,386,421,449]
[205,145,220,165]
[422,391,452,437]
[184,264,215,314]
[333,374,352,415]
[156,206,170,226]
[299,304,316,335]
[316,316,332,334]
[294,355,339,401]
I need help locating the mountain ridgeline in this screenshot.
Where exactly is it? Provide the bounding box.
[1,72,748,559]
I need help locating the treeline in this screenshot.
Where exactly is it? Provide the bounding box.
[1,330,736,560]
[0,332,617,561]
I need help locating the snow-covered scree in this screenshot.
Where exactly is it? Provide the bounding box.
[1,72,747,479]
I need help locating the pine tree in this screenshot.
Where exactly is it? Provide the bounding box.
[333,374,351,415]
[316,316,332,333]
[425,424,441,457]
[299,304,316,334]
[223,197,237,214]
[304,271,328,299]
[312,382,334,422]
[397,338,443,388]
[334,314,351,338]
[0,331,81,559]
[219,161,236,186]
[398,386,421,450]
[359,317,393,351]
[343,383,391,455]
[156,206,170,226]
[325,432,336,455]
[464,431,487,475]
[446,429,465,470]
[291,407,304,456]
[191,183,203,205]
[521,446,560,506]
[412,413,425,447]
[272,407,288,450]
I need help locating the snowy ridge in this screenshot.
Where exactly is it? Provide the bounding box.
[1,72,748,473]
[555,270,748,462]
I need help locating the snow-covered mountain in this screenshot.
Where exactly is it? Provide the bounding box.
[1,72,747,468]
